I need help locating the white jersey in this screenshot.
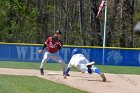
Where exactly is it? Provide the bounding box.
[69,54,89,67]
[67,54,97,73]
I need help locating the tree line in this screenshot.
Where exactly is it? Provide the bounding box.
[0,0,140,47]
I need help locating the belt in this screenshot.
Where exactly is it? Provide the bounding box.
[48,51,56,53]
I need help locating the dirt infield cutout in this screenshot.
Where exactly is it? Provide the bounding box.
[0,68,139,93]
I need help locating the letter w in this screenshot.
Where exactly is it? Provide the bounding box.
[16,46,28,59]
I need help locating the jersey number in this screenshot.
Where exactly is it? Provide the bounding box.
[49,42,56,48]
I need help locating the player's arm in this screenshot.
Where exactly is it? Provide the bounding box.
[64,63,72,79]
[56,40,63,50]
[65,63,72,74]
[38,39,49,53]
[41,44,47,50]
[38,44,47,53]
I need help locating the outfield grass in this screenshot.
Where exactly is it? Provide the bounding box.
[96,65,140,75]
[0,61,78,71]
[0,75,88,93]
[0,61,140,74]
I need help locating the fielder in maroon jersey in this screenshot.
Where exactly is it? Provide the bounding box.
[38,30,66,75]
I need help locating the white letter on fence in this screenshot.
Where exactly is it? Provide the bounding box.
[16,46,28,59]
[30,47,40,61]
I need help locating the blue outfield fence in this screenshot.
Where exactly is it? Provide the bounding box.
[0,43,140,66]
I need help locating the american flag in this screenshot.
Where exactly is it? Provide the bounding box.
[96,0,107,18]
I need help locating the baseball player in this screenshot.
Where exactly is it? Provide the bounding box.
[38,30,66,75]
[64,48,106,82]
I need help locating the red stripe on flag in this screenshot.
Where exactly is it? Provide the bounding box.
[96,0,107,18]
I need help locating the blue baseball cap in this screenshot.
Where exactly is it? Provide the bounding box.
[72,48,81,56]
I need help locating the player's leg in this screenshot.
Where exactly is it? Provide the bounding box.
[79,59,93,73]
[51,53,66,74]
[79,64,87,73]
[91,67,106,82]
[40,52,49,75]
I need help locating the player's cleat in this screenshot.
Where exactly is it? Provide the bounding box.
[100,73,106,82]
[40,68,44,75]
[86,62,95,68]
[86,62,95,66]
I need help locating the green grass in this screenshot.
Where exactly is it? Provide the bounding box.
[96,65,140,75]
[0,61,139,93]
[0,61,78,71]
[0,61,140,74]
[0,75,88,93]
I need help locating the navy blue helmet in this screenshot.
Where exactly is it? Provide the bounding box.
[72,48,81,56]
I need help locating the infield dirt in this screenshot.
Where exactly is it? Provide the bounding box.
[0,68,139,93]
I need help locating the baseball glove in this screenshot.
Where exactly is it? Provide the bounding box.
[57,43,62,49]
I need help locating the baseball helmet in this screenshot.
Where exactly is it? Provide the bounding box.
[72,48,80,56]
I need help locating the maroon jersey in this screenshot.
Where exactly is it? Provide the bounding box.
[45,37,63,53]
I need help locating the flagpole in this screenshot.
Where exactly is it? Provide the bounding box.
[103,0,107,47]
[102,0,107,65]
